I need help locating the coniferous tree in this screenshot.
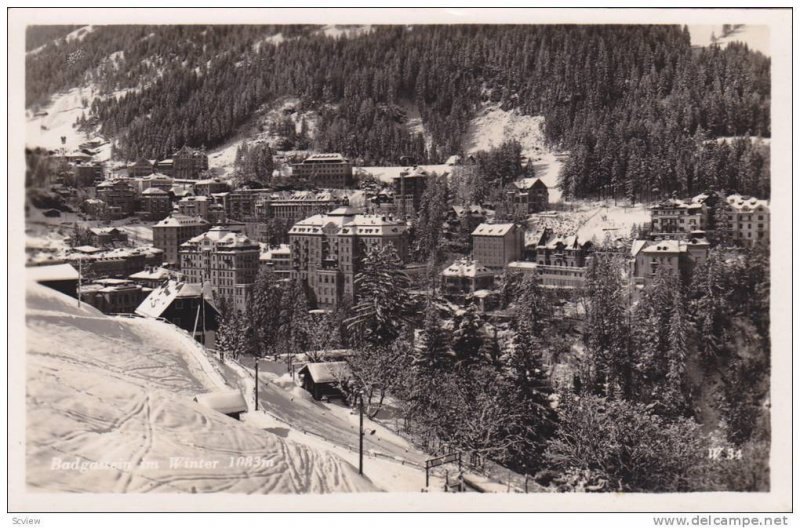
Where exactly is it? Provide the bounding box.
[451,304,485,367]
[413,300,450,374]
[584,253,631,398]
[345,244,413,348]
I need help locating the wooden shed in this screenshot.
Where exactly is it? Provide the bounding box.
[298,361,352,401]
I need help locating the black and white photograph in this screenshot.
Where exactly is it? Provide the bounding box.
[7,6,792,515]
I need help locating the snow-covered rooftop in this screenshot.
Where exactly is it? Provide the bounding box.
[472,223,515,237]
[27,263,79,282]
[194,390,248,416]
[442,257,494,278]
[154,214,209,228]
[299,362,352,384]
[726,194,769,212]
[135,280,204,318]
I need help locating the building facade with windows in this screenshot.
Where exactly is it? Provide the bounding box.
[471,223,523,270]
[172,146,209,180]
[650,194,709,238]
[719,194,770,246]
[255,191,349,225]
[152,214,210,267]
[179,227,260,313]
[259,244,292,278]
[139,187,172,221]
[441,257,495,298]
[96,180,137,219]
[288,207,408,308]
[629,235,710,295]
[529,229,594,289]
[392,169,429,217]
[509,177,549,215]
[291,153,354,188]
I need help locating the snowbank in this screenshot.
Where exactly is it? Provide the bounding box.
[25,282,376,494]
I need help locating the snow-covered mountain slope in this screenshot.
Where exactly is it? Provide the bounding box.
[688,24,770,56]
[25,281,377,494]
[26,87,111,160]
[206,97,320,177]
[463,103,566,201]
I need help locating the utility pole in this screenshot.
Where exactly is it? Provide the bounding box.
[255,359,259,411]
[358,391,364,475]
[77,257,82,308]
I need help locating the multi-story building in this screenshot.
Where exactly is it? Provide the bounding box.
[131,173,174,195]
[718,194,770,246]
[139,187,172,221]
[291,153,354,188]
[155,159,174,176]
[255,191,349,225]
[629,235,710,293]
[66,246,164,279]
[392,169,428,217]
[650,194,709,238]
[172,146,209,180]
[441,257,495,297]
[471,223,523,270]
[67,162,103,187]
[509,177,549,215]
[129,158,155,177]
[288,207,408,308]
[194,178,230,196]
[529,229,594,289]
[152,214,210,267]
[259,243,292,278]
[88,227,129,248]
[213,189,273,221]
[82,198,108,220]
[96,180,137,219]
[178,195,211,220]
[179,226,260,313]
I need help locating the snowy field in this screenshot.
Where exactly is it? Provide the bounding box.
[26,282,376,494]
[528,202,650,244]
[574,203,651,242]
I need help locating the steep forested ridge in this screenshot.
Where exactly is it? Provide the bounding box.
[26,24,770,198]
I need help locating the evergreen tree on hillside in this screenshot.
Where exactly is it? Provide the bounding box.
[451,304,485,367]
[248,268,285,357]
[345,244,413,348]
[413,300,450,373]
[503,316,556,472]
[584,253,631,398]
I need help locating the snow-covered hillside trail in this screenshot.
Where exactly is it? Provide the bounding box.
[25,281,377,494]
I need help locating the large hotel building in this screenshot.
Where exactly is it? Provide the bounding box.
[179,226,260,312]
[291,153,354,188]
[288,207,408,308]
